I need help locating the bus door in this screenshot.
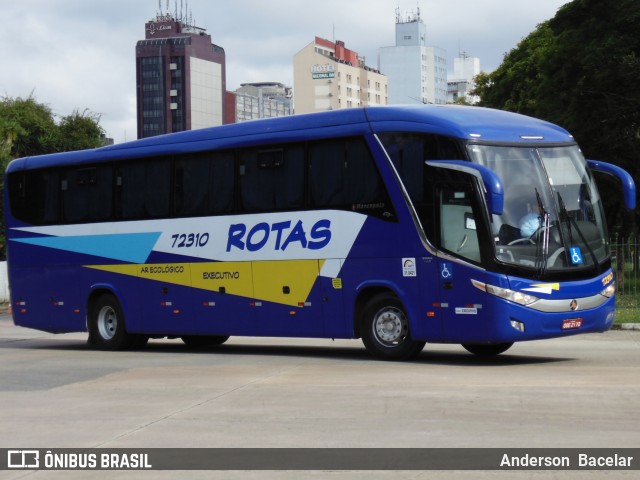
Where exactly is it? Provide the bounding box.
[434,176,490,342]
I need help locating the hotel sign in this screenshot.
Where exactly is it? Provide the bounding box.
[146,15,175,36]
[311,64,336,79]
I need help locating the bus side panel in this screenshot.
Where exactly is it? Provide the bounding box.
[9,264,55,332]
[8,242,85,333]
[124,258,327,338]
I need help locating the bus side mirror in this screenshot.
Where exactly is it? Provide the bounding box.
[587,160,636,210]
[426,160,504,216]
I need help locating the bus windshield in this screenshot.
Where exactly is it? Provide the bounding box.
[467,144,610,274]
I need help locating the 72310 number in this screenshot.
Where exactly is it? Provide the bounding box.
[171,233,210,248]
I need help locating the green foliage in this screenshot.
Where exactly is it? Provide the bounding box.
[0,94,105,164]
[475,22,555,116]
[476,0,640,236]
[58,109,105,152]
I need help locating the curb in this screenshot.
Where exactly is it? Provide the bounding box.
[611,323,640,331]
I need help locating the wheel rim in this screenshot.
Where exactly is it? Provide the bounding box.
[372,306,408,346]
[97,305,117,340]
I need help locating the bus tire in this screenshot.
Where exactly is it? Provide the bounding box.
[181,335,230,347]
[88,293,137,351]
[360,293,425,360]
[462,342,513,356]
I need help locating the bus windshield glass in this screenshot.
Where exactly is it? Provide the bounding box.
[467,144,610,274]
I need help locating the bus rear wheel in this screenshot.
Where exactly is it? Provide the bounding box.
[88,293,137,351]
[462,343,513,356]
[181,335,230,347]
[360,293,425,361]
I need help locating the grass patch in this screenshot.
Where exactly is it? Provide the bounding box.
[615,289,639,323]
[614,308,640,323]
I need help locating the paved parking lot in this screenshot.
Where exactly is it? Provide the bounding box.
[0,313,638,479]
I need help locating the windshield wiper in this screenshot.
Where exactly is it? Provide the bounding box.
[557,192,600,272]
[534,188,550,277]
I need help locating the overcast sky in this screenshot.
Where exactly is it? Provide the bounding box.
[1,0,569,144]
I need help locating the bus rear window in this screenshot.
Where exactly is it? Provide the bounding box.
[8,170,61,225]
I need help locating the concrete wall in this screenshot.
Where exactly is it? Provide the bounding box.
[0,262,8,302]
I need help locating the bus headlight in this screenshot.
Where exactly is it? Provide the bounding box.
[600,282,615,298]
[472,279,539,306]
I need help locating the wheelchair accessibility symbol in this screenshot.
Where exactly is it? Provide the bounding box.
[570,247,583,265]
[441,262,453,279]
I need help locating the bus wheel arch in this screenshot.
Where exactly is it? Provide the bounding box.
[357,289,425,360]
[87,291,138,351]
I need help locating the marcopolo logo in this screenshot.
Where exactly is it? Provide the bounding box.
[226,219,331,253]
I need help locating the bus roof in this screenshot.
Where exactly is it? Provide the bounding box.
[7,105,574,173]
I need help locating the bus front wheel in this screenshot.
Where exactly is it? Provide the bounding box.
[462,343,513,356]
[88,293,137,351]
[360,293,425,361]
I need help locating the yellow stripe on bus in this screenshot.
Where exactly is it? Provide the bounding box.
[85,260,323,307]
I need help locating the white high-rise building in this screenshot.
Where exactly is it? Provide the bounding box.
[378,8,447,105]
[448,52,481,104]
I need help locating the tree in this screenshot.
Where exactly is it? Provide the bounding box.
[58,109,105,152]
[475,0,640,237]
[0,95,105,161]
[474,21,555,116]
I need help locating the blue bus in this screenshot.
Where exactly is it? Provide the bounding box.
[4,105,636,359]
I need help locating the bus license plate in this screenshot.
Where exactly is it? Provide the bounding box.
[562,318,583,330]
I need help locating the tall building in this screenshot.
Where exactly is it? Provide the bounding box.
[378,8,447,105]
[234,82,293,122]
[448,52,481,104]
[136,8,227,138]
[293,37,387,114]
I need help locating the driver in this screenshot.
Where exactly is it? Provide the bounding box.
[519,212,541,237]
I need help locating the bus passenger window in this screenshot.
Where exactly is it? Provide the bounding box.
[62,166,113,223]
[119,158,171,219]
[309,141,345,208]
[175,152,234,216]
[309,137,393,219]
[239,144,304,212]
